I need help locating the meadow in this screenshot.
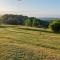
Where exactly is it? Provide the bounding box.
[0,25,60,60]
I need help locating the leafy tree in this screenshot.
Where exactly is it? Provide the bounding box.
[25,18,30,26]
[29,17,40,27]
[29,17,35,26]
[1,14,49,28]
[50,20,60,32]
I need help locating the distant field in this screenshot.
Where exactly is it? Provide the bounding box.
[0,25,60,60]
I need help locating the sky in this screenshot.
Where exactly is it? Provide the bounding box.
[0,0,60,17]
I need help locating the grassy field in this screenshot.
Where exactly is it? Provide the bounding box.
[0,25,60,60]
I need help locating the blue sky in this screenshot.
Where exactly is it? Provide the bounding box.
[0,0,60,17]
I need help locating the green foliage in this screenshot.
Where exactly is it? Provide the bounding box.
[50,20,60,32]
[24,17,41,27]
[0,14,49,28]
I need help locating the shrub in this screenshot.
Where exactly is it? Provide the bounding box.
[50,20,60,32]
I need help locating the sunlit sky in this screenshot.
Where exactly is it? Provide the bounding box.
[0,0,60,17]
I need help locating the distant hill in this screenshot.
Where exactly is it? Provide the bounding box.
[39,18,60,21]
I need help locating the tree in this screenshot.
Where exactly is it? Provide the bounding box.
[50,20,60,32]
[29,17,40,27]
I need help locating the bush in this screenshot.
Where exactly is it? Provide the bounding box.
[50,20,60,32]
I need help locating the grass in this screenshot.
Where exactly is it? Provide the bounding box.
[0,25,60,60]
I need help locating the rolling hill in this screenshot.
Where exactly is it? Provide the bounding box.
[0,25,60,60]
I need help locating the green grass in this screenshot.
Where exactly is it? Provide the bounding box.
[0,25,60,60]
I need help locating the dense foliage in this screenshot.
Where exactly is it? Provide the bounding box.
[50,20,60,32]
[0,14,49,28]
[0,14,60,32]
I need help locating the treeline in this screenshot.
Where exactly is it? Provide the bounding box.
[0,14,49,28]
[0,14,60,32]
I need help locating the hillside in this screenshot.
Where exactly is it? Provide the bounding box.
[0,25,60,60]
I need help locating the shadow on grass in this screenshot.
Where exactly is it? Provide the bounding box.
[19,27,60,34]
[0,26,7,28]
[0,25,60,34]
[19,27,53,33]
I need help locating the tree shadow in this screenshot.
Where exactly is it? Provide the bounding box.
[19,27,53,33]
[19,27,60,34]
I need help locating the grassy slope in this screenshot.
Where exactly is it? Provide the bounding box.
[0,25,60,60]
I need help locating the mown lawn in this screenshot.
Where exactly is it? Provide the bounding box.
[0,25,60,60]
